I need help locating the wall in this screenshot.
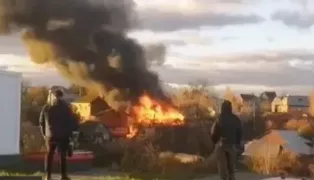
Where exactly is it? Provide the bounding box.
[0,71,21,155]
[241,100,258,114]
[261,100,272,112]
[271,97,288,113]
[288,106,309,113]
[271,104,288,113]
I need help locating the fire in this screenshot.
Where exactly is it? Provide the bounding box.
[126,125,138,138]
[132,94,185,125]
[126,94,184,138]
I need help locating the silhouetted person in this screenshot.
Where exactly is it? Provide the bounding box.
[39,90,78,180]
[211,100,243,180]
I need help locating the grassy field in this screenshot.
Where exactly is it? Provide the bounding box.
[0,170,271,180]
[0,170,207,180]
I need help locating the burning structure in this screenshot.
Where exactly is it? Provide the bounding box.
[0,0,184,136]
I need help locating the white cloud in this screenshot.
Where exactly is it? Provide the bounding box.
[134,0,246,14]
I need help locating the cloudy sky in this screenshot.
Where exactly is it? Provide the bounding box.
[1,0,314,95]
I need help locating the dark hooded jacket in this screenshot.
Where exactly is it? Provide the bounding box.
[211,100,242,146]
[39,99,79,139]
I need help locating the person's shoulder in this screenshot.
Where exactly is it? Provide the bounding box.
[59,100,73,111]
[56,99,69,106]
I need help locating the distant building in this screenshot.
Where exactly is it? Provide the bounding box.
[239,94,258,114]
[259,91,277,112]
[243,130,313,158]
[271,95,309,113]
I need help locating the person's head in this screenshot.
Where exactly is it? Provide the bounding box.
[221,100,232,114]
[54,90,63,100]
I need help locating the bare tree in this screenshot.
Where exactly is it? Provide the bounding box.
[172,79,217,121]
[188,79,216,95]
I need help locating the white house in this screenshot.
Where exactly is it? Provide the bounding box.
[271,95,309,113]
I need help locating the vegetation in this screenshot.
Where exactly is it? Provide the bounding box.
[245,152,313,177]
[21,82,48,125]
[172,85,217,121]
[119,139,210,179]
[19,81,314,178]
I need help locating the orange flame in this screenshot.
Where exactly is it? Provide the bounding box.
[126,94,184,138]
[126,125,138,138]
[132,94,184,126]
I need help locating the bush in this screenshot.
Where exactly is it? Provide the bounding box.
[245,152,311,177]
[120,139,159,172]
[20,122,45,154]
[120,139,214,176]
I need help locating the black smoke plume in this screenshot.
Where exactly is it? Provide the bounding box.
[0,0,170,110]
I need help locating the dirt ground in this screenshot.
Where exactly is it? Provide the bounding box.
[196,172,269,180]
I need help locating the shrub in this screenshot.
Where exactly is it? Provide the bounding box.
[20,122,45,154]
[245,152,311,177]
[120,139,214,176]
[120,139,159,172]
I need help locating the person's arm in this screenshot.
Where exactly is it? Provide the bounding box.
[39,105,47,137]
[211,119,220,145]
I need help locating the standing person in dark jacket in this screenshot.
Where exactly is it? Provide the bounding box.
[211,100,242,180]
[39,90,78,180]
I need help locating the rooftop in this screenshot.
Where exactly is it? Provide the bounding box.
[287,95,309,107]
[261,91,277,101]
[244,130,312,157]
[240,94,256,101]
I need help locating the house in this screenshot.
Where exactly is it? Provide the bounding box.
[47,85,78,103]
[271,95,309,113]
[239,94,258,114]
[260,91,277,112]
[243,130,313,158]
[94,109,131,137]
[71,94,110,121]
